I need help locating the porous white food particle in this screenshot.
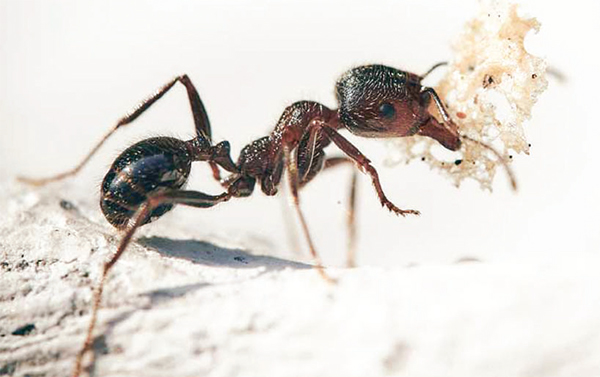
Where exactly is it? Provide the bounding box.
[387,0,548,190]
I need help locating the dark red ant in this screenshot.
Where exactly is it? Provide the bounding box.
[20,63,514,377]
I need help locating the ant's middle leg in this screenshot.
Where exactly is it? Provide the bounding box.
[291,122,358,267]
[281,135,334,283]
[20,75,212,186]
[72,189,231,377]
[321,157,358,267]
[320,158,358,267]
[318,124,420,217]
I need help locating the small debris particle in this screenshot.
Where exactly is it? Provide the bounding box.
[531,73,537,79]
[483,74,495,88]
[421,157,426,161]
[456,111,467,119]
[12,323,36,336]
[454,159,463,166]
[16,260,29,270]
[234,256,248,264]
[60,199,76,210]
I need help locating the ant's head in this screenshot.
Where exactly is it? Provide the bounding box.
[335,64,461,151]
[336,65,423,138]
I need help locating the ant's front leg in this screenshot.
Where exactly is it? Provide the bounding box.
[20,75,213,186]
[420,87,517,189]
[318,124,420,217]
[420,86,453,124]
[72,189,231,377]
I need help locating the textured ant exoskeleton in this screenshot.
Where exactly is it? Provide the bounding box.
[20,63,515,377]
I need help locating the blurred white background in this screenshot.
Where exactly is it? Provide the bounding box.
[1,0,598,267]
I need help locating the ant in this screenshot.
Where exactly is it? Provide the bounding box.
[20,63,515,377]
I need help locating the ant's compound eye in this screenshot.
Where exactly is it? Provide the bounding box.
[378,102,396,120]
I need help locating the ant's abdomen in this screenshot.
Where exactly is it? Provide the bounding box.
[100,137,192,229]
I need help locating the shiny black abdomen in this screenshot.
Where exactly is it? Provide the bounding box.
[100,137,192,229]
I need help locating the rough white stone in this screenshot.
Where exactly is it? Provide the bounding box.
[2,180,600,377]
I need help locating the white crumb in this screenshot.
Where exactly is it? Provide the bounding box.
[386,0,548,190]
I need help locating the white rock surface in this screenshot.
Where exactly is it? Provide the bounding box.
[2,1,600,376]
[2,179,600,377]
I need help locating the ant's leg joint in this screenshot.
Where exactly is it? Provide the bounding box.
[186,137,212,161]
[227,175,256,198]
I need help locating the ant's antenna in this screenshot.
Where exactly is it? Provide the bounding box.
[460,134,518,191]
[421,62,449,80]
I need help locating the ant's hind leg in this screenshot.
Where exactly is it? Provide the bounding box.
[20,75,212,186]
[72,189,231,377]
[319,125,420,217]
[322,157,358,268]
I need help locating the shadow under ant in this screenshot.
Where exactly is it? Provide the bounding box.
[138,236,311,271]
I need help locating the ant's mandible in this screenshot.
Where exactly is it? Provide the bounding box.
[20,63,514,377]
